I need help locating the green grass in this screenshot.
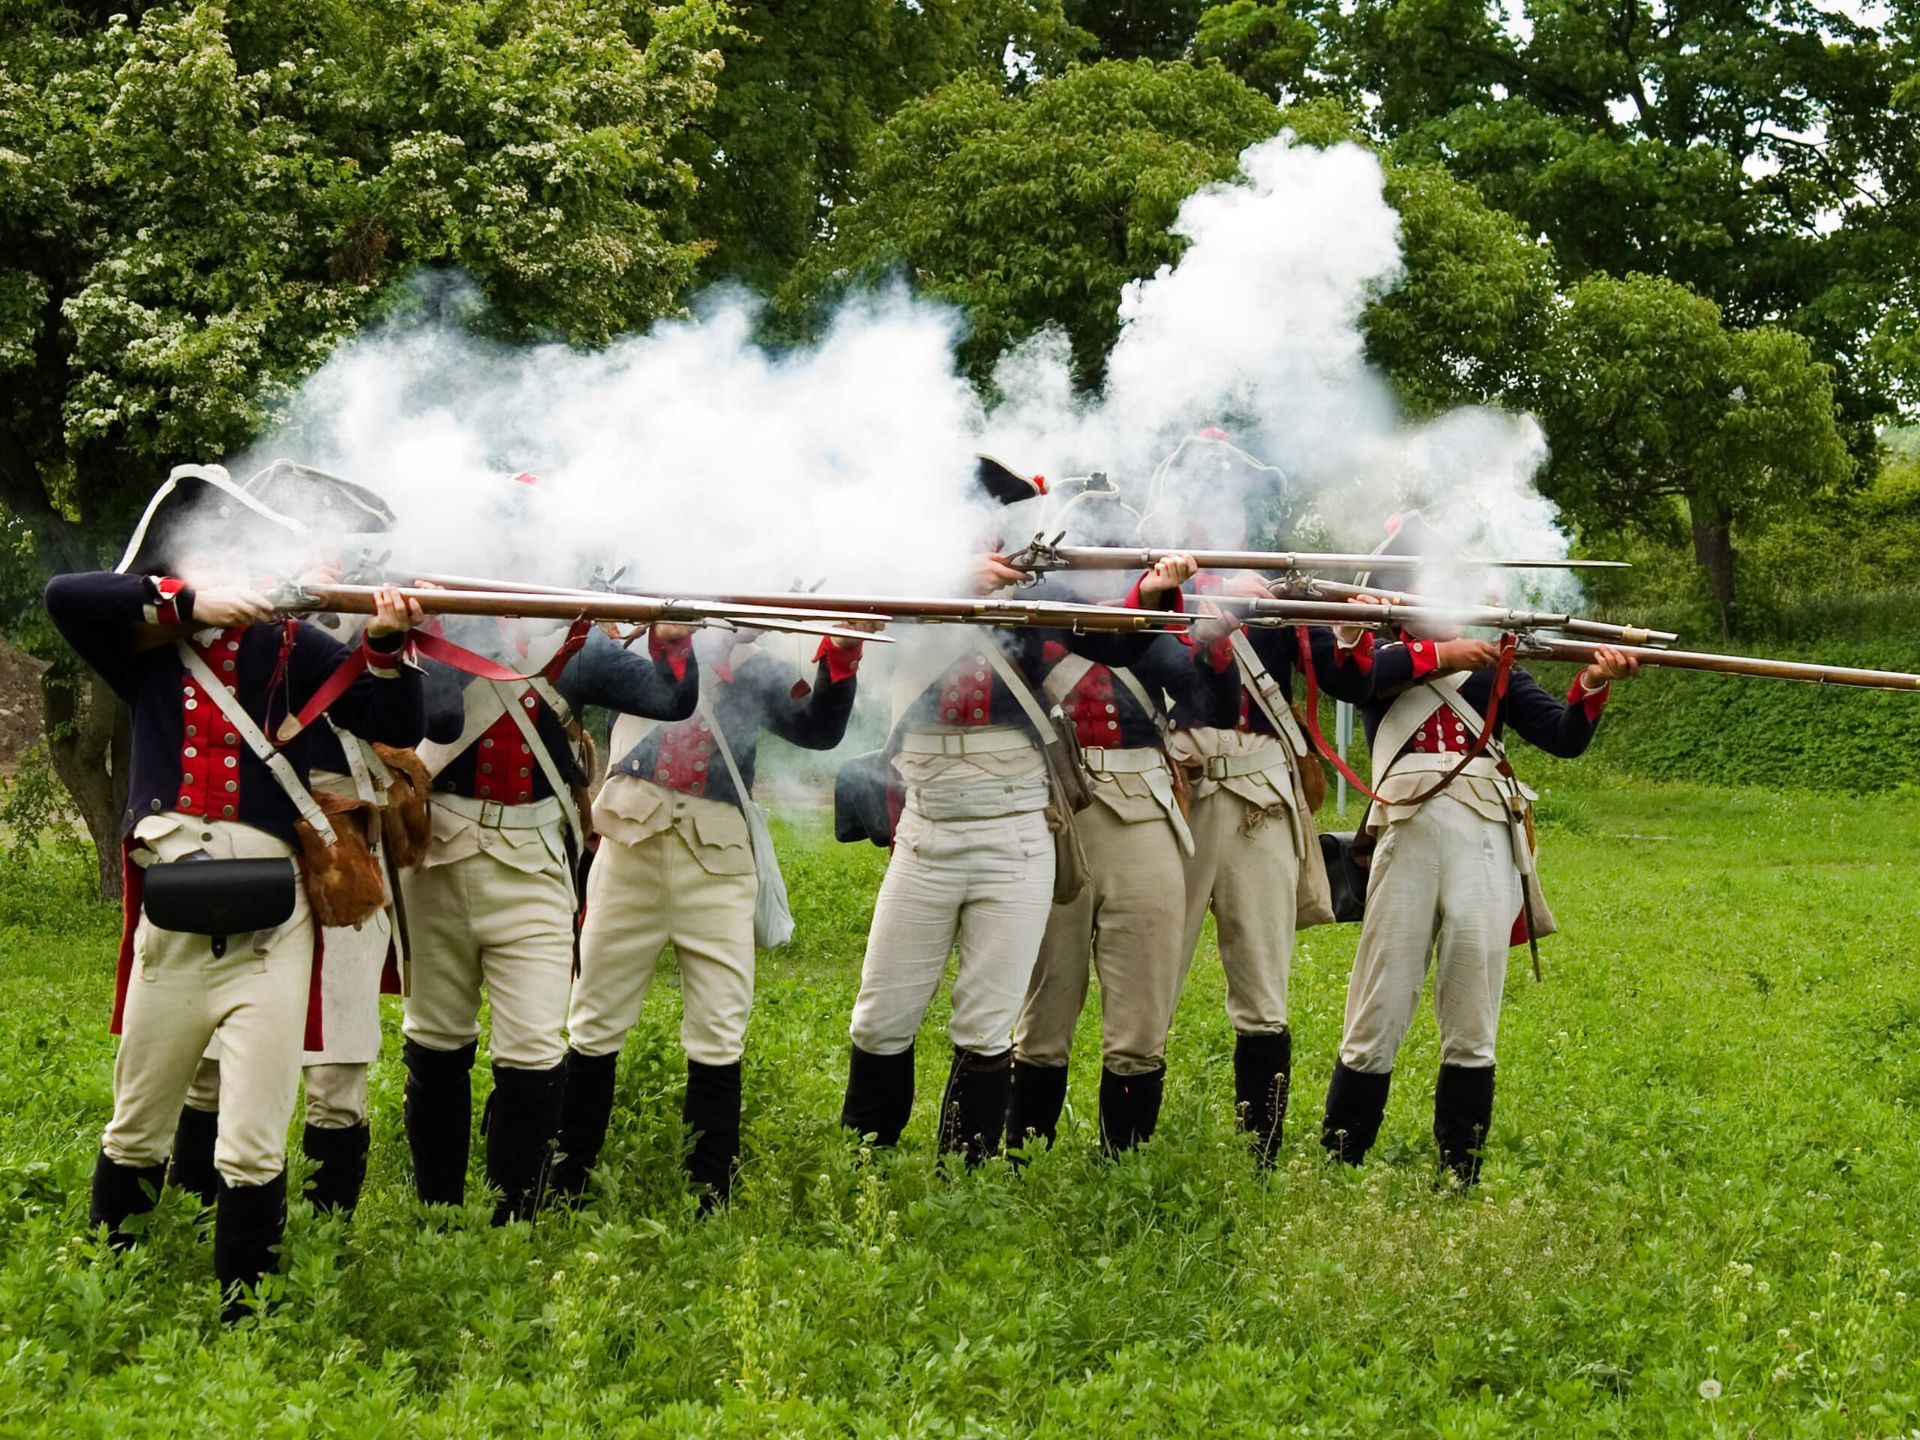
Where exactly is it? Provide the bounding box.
[1,779,1918,1436]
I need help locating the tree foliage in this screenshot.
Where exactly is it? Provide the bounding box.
[681,0,1087,291]
[0,0,724,890]
[1198,0,1918,455]
[780,61,1288,388]
[1531,271,1852,632]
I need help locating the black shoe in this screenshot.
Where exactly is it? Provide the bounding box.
[89,1150,167,1250]
[684,1058,743,1211]
[214,1171,287,1324]
[484,1061,567,1225]
[1098,1065,1166,1155]
[551,1048,619,1202]
[302,1122,370,1216]
[1320,1061,1392,1166]
[840,1043,915,1147]
[403,1039,476,1207]
[937,1046,1013,1166]
[169,1106,220,1208]
[1234,1029,1292,1168]
[1003,1059,1070,1153]
[1433,1063,1496,1188]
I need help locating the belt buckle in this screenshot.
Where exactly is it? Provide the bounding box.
[1083,747,1109,774]
[944,734,967,756]
[1205,756,1231,780]
[480,799,505,828]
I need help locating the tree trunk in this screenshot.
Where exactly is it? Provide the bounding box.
[41,666,130,899]
[1688,494,1738,638]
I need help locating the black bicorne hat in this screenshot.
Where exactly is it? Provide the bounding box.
[975,454,1048,507]
[240,458,397,535]
[114,465,307,576]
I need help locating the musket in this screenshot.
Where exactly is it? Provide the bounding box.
[1234,583,1680,647]
[270,581,899,639]
[1512,635,1920,692]
[574,583,1192,634]
[1002,533,1631,578]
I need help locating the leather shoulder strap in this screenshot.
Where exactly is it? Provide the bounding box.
[1226,631,1307,758]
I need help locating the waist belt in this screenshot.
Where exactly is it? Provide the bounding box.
[899,728,1035,758]
[1189,753,1292,782]
[1083,747,1171,776]
[433,792,568,830]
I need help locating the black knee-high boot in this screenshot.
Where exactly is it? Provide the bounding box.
[303,1123,371,1215]
[89,1150,168,1250]
[1234,1029,1292,1167]
[840,1043,915,1146]
[551,1048,619,1201]
[1098,1065,1166,1155]
[214,1171,287,1324]
[938,1046,1013,1166]
[684,1058,743,1210]
[1433,1064,1496,1187]
[169,1105,220,1208]
[484,1061,567,1225]
[403,1038,476,1207]
[1320,1061,1392,1165]
[1003,1059,1070,1152]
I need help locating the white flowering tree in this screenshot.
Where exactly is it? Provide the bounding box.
[0,0,723,893]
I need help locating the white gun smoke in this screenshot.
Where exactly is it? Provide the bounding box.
[226,130,1572,607]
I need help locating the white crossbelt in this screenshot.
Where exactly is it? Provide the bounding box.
[176,641,336,844]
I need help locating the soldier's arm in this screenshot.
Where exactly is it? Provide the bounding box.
[290,618,428,748]
[565,625,700,721]
[1502,665,1610,758]
[1130,631,1204,728]
[1310,624,1449,703]
[420,661,467,743]
[764,640,863,750]
[43,571,204,702]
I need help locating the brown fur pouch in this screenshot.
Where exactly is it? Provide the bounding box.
[1290,704,1328,814]
[372,744,433,869]
[295,794,386,928]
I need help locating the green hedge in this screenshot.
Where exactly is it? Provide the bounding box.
[1527,648,1920,792]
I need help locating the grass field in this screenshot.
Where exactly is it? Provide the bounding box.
[0,771,1917,1436]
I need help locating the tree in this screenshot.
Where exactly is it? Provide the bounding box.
[1531,272,1852,634]
[680,0,1087,292]
[1064,0,1207,60]
[780,61,1289,388]
[0,0,723,893]
[1199,0,1917,451]
[784,62,1554,416]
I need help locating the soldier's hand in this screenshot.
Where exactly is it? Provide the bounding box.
[1222,570,1274,599]
[1433,637,1500,672]
[1581,646,1640,685]
[973,554,1029,595]
[830,618,885,649]
[1188,598,1239,645]
[365,584,425,638]
[651,622,695,644]
[189,586,274,628]
[1138,553,1198,600]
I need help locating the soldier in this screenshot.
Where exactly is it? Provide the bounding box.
[1150,436,1449,1166]
[48,466,427,1320]
[166,630,457,1219]
[398,542,699,1224]
[553,623,869,1209]
[1319,516,1638,1185]
[1001,625,1208,1155]
[837,462,1193,1163]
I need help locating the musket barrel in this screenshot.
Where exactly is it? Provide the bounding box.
[1519,636,1920,692]
[278,583,883,629]
[1026,545,1630,573]
[1275,576,1679,646]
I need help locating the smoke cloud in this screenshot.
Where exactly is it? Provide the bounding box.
[223,130,1572,607]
